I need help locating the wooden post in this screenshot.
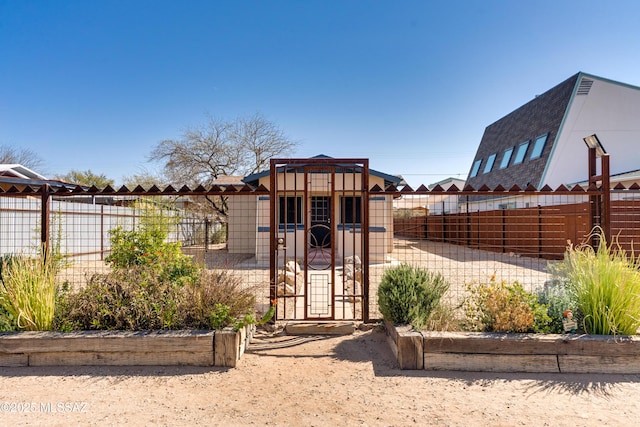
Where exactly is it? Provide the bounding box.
[601,154,611,244]
[362,160,370,322]
[442,205,447,242]
[204,217,210,253]
[269,160,277,317]
[40,184,51,253]
[538,205,542,258]
[100,204,105,260]
[501,209,506,253]
[587,147,611,248]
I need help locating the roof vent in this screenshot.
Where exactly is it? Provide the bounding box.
[577,78,593,95]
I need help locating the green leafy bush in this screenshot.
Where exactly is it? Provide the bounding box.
[0,252,58,331]
[548,227,640,335]
[464,277,552,333]
[106,202,199,285]
[0,305,16,332]
[377,263,450,330]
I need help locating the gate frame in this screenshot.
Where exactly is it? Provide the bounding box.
[269,157,370,322]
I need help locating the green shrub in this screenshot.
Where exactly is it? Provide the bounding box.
[537,279,580,333]
[548,227,640,335]
[53,200,256,331]
[55,266,180,330]
[210,223,227,244]
[377,263,449,330]
[54,266,256,331]
[0,252,58,331]
[180,269,256,329]
[209,303,234,330]
[0,305,16,332]
[464,277,552,333]
[106,202,199,285]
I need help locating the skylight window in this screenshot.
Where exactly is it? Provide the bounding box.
[530,133,548,159]
[483,153,496,174]
[500,147,514,169]
[470,159,482,178]
[513,141,530,165]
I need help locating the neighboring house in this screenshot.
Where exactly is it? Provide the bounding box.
[0,164,47,180]
[0,164,46,192]
[0,164,78,192]
[394,177,465,215]
[465,72,640,191]
[225,155,403,264]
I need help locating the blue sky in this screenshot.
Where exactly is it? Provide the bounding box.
[2,0,640,187]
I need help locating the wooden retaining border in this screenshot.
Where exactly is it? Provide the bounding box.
[0,325,255,368]
[384,320,640,373]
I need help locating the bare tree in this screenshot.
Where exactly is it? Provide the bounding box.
[0,145,44,170]
[122,169,168,189]
[231,114,297,175]
[150,113,297,218]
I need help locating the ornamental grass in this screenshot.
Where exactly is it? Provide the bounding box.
[0,251,57,331]
[549,227,640,335]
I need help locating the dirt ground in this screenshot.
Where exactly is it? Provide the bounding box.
[1,326,640,426]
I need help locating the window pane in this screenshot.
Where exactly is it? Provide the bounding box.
[340,196,361,224]
[500,147,514,169]
[530,133,548,159]
[279,196,302,224]
[513,141,529,165]
[470,159,482,177]
[310,196,330,222]
[483,153,496,173]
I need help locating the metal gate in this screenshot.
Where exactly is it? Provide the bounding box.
[269,157,369,321]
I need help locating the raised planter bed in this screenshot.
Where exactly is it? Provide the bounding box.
[0,324,255,368]
[384,320,640,373]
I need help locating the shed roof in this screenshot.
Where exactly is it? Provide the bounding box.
[242,154,404,187]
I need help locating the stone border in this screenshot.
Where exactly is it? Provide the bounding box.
[384,320,640,373]
[0,325,255,368]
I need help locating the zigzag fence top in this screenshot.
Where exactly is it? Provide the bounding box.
[0,181,632,198]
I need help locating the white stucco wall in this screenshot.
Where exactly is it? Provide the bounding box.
[242,171,395,263]
[227,195,257,254]
[542,76,640,188]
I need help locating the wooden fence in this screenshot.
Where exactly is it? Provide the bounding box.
[394,200,640,260]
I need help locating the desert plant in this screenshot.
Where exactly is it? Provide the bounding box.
[210,223,227,244]
[464,277,552,333]
[0,251,58,331]
[420,303,462,332]
[180,269,256,329]
[209,303,235,330]
[54,265,256,331]
[537,279,580,333]
[377,263,450,330]
[106,201,199,285]
[56,266,182,330]
[548,227,640,335]
[0,305,16,331]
